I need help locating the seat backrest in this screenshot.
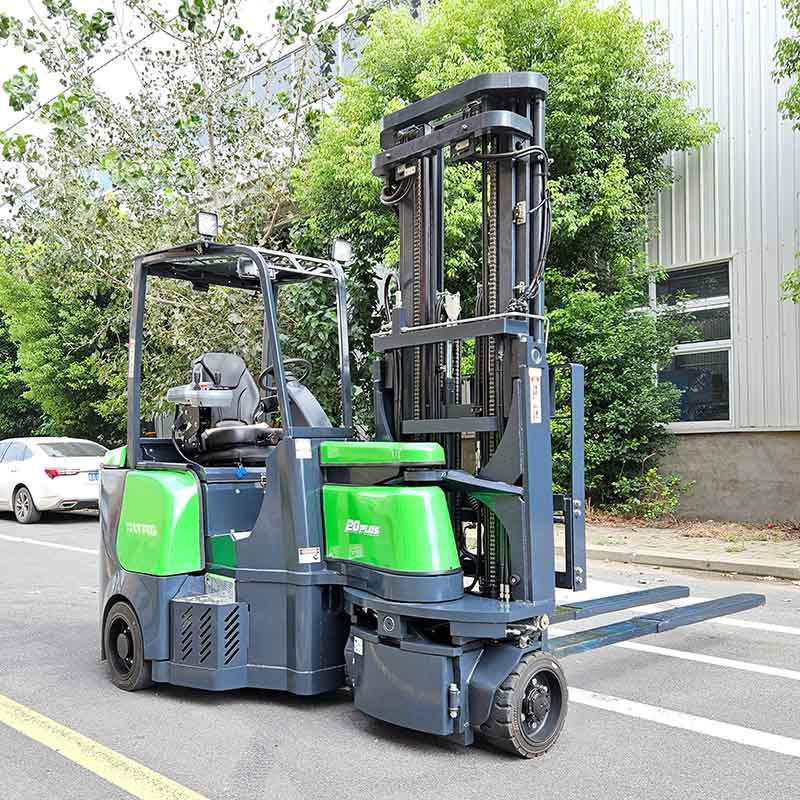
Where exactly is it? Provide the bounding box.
[192,352,260,425]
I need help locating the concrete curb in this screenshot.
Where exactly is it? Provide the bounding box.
[557,546,800,581]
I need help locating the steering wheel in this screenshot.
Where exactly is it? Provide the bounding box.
[257,357,311,390]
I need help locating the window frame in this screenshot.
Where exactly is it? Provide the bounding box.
[651,259,734,431]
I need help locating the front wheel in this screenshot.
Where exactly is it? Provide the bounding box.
[480,650,568,758]
[13,486,41,524]
[103,601,153,691]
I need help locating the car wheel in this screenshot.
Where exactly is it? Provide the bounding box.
[103,601,153,691]
[13,486,42,524]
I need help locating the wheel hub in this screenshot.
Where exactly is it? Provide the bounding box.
[109,619,134,676]
[116,632,131,660]
[521,676,552,737]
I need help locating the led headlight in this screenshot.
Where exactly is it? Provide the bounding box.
[196,210,219,239]
[330,238,353,264]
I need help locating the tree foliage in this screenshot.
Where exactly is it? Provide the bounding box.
[0,0,341,442]
[0,310,41,439]
[775,0,800,301]
[292,0,716,503]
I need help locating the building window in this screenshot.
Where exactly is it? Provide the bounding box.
[654,262,732,423]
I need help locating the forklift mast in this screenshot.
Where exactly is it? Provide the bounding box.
[372,73,586,604]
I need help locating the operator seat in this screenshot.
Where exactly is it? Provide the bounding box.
[191,352,281,464]
[190,352,332,465]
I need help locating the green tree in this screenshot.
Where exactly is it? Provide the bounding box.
[0,0,341,440]
[292,0,716,504]
[774,0,800,301]
[0,313,41,439]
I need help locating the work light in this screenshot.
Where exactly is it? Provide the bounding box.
[196,210,219,240]
[330,238,353,264]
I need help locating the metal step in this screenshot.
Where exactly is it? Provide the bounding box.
[551,585,690,623]
[548,592,765,658]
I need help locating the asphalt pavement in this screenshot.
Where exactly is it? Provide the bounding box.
[0,512,798,799]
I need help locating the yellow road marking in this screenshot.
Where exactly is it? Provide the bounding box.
[0,693,208,800]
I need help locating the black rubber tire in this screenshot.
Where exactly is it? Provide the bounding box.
[479,650,568,758]
[103,601,153,691]
[13,486,41,524]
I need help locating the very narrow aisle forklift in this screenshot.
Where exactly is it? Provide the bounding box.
[100,72,764,757]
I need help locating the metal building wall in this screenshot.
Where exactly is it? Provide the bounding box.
[627,0,800,431]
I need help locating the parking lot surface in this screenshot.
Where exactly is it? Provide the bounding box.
[1,512,798,799]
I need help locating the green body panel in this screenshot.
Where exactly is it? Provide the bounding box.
[116,469,202,576]
[206,534,237,568]
[319,440,445,466]
[102,445,127,468]
[323,484,459,573]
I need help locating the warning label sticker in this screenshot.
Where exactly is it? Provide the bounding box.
[295,439,312,460]
[353,636,363,656]
[298,546,321,564]
[529,367,543,424]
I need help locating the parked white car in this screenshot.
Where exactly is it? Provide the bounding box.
[0,437,108,524]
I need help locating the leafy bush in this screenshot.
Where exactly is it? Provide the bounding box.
[774,1,800,301]
[548,270,693,505]
[781,269,800,303]
[609,467,690,520]
[0,312,41,438]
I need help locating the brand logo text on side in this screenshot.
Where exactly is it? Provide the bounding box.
[344,518,381,536]
[125,521,158,538]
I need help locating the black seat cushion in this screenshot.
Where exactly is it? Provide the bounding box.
[202,423,281,450]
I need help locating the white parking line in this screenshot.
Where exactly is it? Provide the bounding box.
[570,687,800,759]
[3,531,800,760]
[550,625,800,681]
[712,617,800,636]
[558,579,800,637]
[0,533,97,555]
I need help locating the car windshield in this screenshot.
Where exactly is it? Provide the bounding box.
[38,442,106,457]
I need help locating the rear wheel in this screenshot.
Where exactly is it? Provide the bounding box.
[480,650,568,758]
[13,486,41,524]
[103,601,153,691]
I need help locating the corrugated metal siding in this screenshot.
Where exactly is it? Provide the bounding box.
[625,0,800,430]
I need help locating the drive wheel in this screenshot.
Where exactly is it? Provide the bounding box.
[480,650,568,758]
[103,601,153,691]
[13,486,41,524]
